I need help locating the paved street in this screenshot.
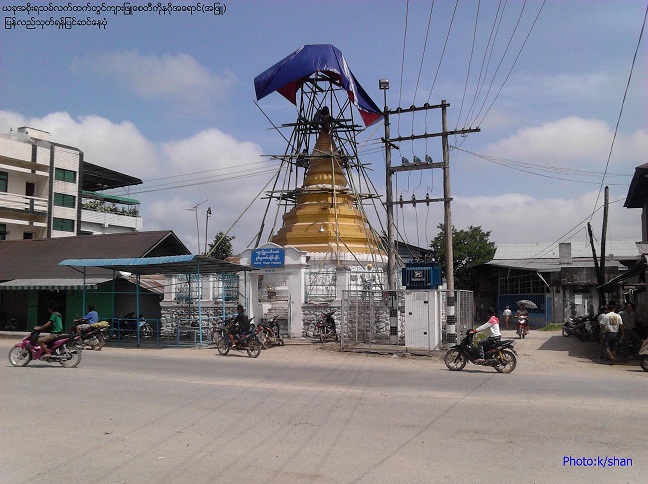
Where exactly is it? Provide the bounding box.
[0,330,645,484]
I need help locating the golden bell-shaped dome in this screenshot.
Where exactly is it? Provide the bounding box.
[271,129,384,257]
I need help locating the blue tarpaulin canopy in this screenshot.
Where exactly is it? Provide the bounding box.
[254,44,383,127]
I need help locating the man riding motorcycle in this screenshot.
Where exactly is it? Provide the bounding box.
[470,307,501,364]
[228,304,250,348]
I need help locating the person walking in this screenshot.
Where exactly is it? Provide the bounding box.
[502,306,512,331]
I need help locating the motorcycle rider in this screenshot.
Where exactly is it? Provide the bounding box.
[471,307,501,364]
[515,303,529,336]
[228,304,250,348]
[34,303,64,360]
[73,305,99,335]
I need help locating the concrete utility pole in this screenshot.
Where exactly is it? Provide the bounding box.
[381,89,480,344]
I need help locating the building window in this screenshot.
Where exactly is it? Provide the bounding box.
[53,192,76,208]
[0,223,7,240]
[53,217,75,232]
[23,232,33,239]
[0,171,7,192]
[54,168,76,183]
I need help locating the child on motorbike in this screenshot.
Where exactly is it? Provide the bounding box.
[471,307,501,364]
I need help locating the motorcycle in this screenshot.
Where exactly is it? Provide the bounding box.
[444,331,518,373]
[316,312,338,343]
[110,313,153,339]
[562,317,578,337]
[638,338,648,372]
[215,319,261,358]
[563,314,597,341]
[257,315,284,349]
[8,330,82,368]
[516,315,528,339]
[74,320,110,350]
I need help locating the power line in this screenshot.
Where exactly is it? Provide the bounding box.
[474,0,547,127]
[589,0,648,222]
[455,146,630,185]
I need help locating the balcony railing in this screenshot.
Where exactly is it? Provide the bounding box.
[81,209,142,230]
[0,192,48,213]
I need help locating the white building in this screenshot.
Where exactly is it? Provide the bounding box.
[0,127,142,240]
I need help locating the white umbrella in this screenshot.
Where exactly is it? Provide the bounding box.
[516,299,538,309]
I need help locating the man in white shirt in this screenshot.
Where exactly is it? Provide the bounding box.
[502,306,512,330]
[599,301,624,364]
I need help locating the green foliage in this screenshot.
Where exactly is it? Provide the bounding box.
[207,232,235,260]
[82,200,139,217]
[429,224,496,290]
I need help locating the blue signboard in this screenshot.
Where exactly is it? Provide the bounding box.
[251,248,285,268]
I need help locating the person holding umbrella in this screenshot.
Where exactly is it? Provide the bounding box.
[516,303,529,336]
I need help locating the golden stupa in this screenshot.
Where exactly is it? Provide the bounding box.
[271,128,385,258]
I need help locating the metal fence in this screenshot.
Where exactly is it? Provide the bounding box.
[340,289,474,349]
[340,290,405,346]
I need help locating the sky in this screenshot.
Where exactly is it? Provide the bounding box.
[1,0,646,257]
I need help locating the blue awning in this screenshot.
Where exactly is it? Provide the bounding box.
[59,255,252,275]
[0,278,110,290]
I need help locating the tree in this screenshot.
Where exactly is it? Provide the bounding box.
[207,232,235,260]
[429,224,496,290]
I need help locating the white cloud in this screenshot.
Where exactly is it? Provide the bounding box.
[514,72,614,102]
[395,190,640,249]
[0,110,157,176]
[485,117,612,164]
[483,117,647,168]
[91,50,234,113]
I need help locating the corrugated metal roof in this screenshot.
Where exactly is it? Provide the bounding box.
[59,255,252,275]
[0,231,190,280]
[493,241,639,260]
[487,258,625,272]
[0,278,110,290]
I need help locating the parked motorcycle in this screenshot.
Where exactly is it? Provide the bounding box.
[316,312,338,343]
[562,317,578,337]
[8,331,82,368]
[257,316,284,349]
[2,317,17,331]
[215,319,261,358]
[563,314,597,341]
[444,331,518,373]
[110,313,153,338]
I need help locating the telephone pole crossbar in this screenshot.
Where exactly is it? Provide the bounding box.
[388,127,481,143]
[380,87,481,345]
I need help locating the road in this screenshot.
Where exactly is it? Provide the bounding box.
[0,330,645,484]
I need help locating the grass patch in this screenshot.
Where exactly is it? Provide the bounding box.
[538,323,563,331]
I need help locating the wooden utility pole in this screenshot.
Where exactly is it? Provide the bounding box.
[587,222,604,305]
[599,186,609,301]
[381,90,479,344]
